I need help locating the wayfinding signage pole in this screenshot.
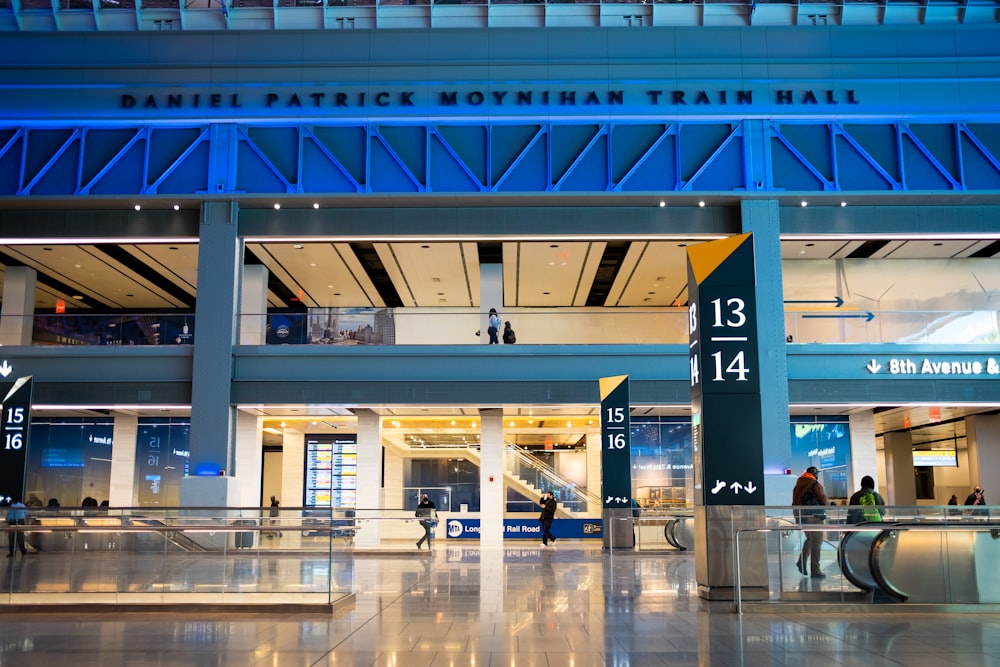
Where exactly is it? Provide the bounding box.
[599,375,633,549]
[687,234,768,601]
[0,376,33,503]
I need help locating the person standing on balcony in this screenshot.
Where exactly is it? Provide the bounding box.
[539,491,557,547]
[502,321,516,344]
[487,308,501,344]
[415,494,437,550]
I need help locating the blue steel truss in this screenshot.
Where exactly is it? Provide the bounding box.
[1,120,999,197]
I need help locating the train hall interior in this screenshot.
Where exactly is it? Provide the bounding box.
[2,3,1000,665]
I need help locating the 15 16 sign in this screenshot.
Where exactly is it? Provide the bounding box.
[0,376,33,502]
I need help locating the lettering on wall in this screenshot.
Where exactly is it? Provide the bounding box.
[865,357,1000,376]
[119,88,861,112]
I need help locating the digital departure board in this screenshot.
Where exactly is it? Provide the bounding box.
[304,436,358,507]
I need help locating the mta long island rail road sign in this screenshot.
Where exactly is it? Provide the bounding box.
[687,235,765,506]
[599,375,632,509]
[0,375,33,503]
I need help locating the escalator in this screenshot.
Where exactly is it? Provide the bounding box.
[838,521,1000,603]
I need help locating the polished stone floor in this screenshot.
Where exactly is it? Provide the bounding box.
[3,543,1000,666]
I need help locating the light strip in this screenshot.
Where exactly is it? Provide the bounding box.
[32,404,191,411]
[246,234,728,243]
[782,233,1000,241]
[0,237,198,245]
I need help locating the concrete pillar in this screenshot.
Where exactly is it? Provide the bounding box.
[585,429,602,516]
[740,200,791,504]
[233,410,263,507]
[479,409,504,548]
[0,266,36,346]
[966,415,1000,493]
[182,200,241,506]
[849,411,881,491]
[108,412,138,507]
[281,428,305,510]
[480,263,503,345]
[884,431,916,506]
[239,264,269,345]
[355,410,383,548]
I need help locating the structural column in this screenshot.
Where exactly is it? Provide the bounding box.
[234,410,263,507]
[108,412,138,507]
[849,411,882,491]
[479,409,504,548]
[480,263,503,345]
[966,415,1000,494]
[355,409,383,548]
[239,264,269,345]
[740,200,792,501]
[181,200,241,507]
[0,266,36,346]
[883,431,916,505]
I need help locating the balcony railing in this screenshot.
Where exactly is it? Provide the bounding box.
[10,307,999,347]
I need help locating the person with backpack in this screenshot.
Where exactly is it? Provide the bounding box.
[792,466,830,578]
[847,475,886,524]
[502,321,516,344]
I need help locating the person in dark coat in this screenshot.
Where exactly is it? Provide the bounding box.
[415,494,437,550]
[846,475,886,524]
[538,491,557,547]
[792,466,830,578]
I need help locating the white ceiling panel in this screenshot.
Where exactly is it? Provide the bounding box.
[380,242,473,307]
[513,241,595,307]
[881,240,983,259]
[124,244,198,298]
[611,241,689,307]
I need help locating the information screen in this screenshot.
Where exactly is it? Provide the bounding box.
[304,435,358,507]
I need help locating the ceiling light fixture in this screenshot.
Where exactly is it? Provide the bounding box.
[313,203,320,209]
[659,201,666,207]
[698,201,705,207]
[133,204,141,211]
[274,203,281,210]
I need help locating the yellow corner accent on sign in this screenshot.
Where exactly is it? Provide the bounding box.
[687,233,751,286]
[599,375,627,400]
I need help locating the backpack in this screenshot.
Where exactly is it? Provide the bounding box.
[859,491,882,522]
[798,482,826,520]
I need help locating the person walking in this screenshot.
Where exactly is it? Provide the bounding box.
[539,491,557,547]
[792,467,829,578]
[267,495,282,539]
[487,308,501,344]
[6,495,28,558]
[415,494,437,550]
[846,475,886,524]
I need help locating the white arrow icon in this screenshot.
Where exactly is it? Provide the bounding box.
[711,480,726,494]
[730,481,744,494]
[866,359,882,374]
[745,482,757,494]
[0,360,11,378]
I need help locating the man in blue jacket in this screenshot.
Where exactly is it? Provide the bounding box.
[6,495,28,558]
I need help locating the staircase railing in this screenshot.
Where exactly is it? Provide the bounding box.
[505,443,600,512]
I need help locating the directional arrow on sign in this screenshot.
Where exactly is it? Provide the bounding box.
[784,296,844,308]
[802,312,875,322]
[0,360,11,378]
[866,359,882,374]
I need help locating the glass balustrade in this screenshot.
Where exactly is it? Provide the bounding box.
[12,307,999,347]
